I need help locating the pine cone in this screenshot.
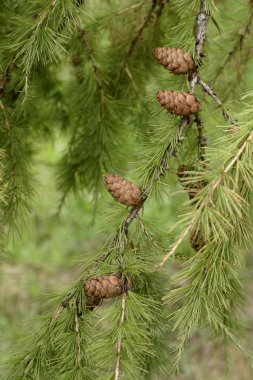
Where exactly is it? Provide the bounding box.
[157,90,200,116]
[104,173,142,206]
[84,273,125,309]
[153,47,195,74]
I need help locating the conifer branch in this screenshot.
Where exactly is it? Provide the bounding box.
[10,0,83,95]
[157,127,253,269]
[0,114,34,237]
[56,117,183,298]
[121,117,188,238]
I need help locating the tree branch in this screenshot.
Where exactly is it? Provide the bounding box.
[188,0,210,159]
[191,3,238,127]
[189,0,210,94]
[157,128,253,269]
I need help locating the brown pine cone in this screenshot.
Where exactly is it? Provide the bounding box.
[156,90,200,116]
[104,173,142,207]
[84,273,125,308]
[153,47,195,74]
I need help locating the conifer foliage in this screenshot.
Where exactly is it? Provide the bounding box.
[1,0,253,379]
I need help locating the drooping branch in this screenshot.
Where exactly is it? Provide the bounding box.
[10,0,84,96]
[58,117,184,311]
[122,117,189,238]
[157,128,253,269]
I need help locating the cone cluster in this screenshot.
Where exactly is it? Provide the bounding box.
[84,273,125,308]
[157,90,200,116]
[154,46,200,116]
[104,173,142,207]
[154,47,195,74]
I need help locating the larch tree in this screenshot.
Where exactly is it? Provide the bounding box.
[1,0,253,379]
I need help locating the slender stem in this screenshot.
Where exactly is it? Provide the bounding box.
[75,308,82,368]
[156,223,193,269]
[114,292,127,380]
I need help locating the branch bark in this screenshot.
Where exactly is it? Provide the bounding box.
[188,0,210,158]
